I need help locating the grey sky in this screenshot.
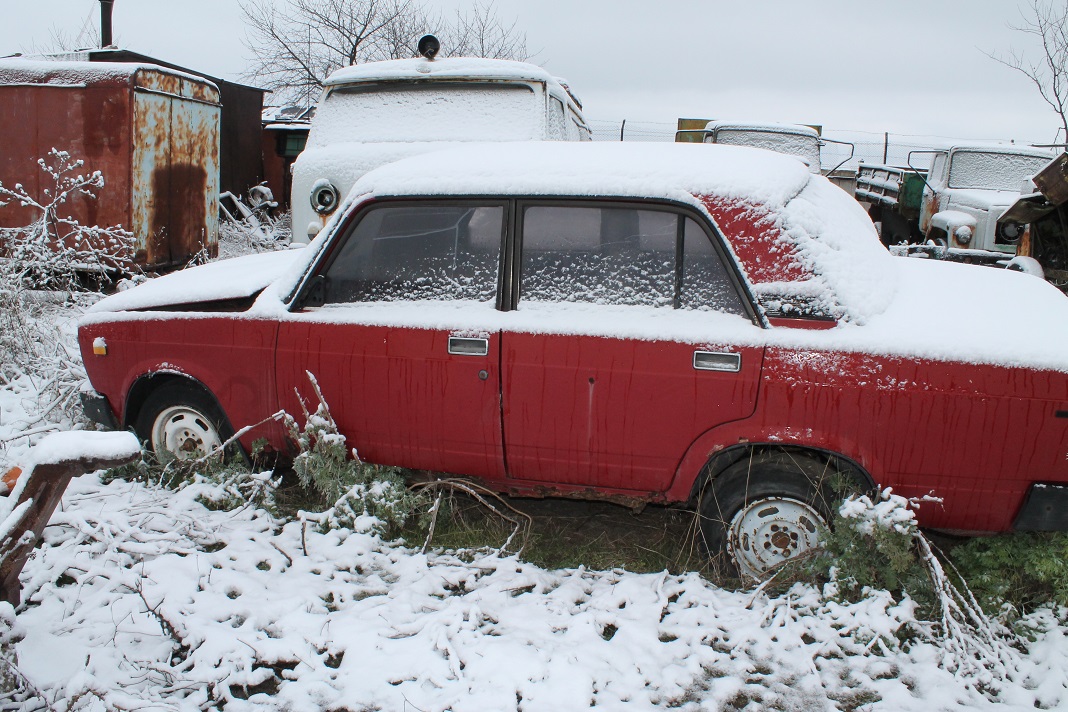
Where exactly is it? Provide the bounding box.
[2,0,1060,144]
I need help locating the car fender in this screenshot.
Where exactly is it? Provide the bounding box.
[665,417,885,502]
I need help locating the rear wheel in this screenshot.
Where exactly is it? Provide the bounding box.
[134,382,232,462]
[699,454,835,579]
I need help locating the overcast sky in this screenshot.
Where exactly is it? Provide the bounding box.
[2,0,1062,144]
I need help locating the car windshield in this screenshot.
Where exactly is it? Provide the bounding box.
[948,151,1050,191]
[713,129,821,172]
[308,81,539,145]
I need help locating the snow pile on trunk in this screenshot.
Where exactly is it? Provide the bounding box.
[5,474,1066,710]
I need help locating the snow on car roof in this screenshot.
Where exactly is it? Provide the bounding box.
[325,57,560,88]
[349,141,812,207]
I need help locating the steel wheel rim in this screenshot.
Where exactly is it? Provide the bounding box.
[728,496,823,580]
[151,406,221,461]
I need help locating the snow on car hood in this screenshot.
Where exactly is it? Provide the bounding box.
[87,249,303,314]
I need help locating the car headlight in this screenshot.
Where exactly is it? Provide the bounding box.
[997,220,1024,244]
[954,225,973,245]
[310,180,340,215]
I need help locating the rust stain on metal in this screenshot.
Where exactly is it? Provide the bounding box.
[0,61,220,270]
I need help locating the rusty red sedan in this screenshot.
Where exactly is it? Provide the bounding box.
[78,143,1068,578]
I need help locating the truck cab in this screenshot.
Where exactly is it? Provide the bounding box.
[918,145,1053,256]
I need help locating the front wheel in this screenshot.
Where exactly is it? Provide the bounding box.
[698,454,834,580]
[134,382,232,463]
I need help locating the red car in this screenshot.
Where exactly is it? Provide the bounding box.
[79,143,1068,578]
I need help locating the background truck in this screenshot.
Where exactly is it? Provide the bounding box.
[856,144,1053,264]
[675,119,856,195]
[1001,151,1068,291]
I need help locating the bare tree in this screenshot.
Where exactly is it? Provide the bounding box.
[989,0,1068,142]
[442,2,528,61]
[241,0,528,105]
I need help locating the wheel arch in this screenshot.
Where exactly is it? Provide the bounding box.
[687,443,876,504]
[124,372,231,433]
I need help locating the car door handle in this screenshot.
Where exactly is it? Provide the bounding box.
[448,337,489,356]
[693,351,741,372]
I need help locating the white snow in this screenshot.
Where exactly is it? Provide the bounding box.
[0,57,216,91]
[1,471,1063,710]
[9,249,1068,709]
[22,430,140,468]
[87,249,303,314]
[324,56,562,87]
[308,84,540,146]
[947,148,1052,191]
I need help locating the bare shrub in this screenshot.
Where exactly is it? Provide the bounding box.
[0,149,135,292]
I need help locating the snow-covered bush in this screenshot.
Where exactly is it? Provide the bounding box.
[0,151,135,433]
[0,291,91,433]
[815,488,933,608]
[285,372,425,535]
[0,149,135,292]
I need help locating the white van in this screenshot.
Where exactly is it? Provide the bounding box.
[292,53,591,242]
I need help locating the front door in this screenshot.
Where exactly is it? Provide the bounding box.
[276,201,508,479]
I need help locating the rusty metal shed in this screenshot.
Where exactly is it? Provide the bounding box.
[0,58,221,268]
[48,48,267,201]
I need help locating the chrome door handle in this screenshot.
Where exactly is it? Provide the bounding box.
[448,337,489,356]
[693,351,741,372]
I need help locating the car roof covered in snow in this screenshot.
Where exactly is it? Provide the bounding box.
[347,141,813,207]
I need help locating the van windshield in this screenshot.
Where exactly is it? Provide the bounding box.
[309,81,539,145]
[948,151,1050,191]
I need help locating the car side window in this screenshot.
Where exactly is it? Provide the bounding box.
[518,204,747,315]
[322,204,503,304]
[520,205,676,307]
[680,218,747,314]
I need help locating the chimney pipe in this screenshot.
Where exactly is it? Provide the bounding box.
[99,0,114,48]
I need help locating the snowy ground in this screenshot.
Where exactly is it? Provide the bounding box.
[2,304,1068,710]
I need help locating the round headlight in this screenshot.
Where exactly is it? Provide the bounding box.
[997,220,1024,243]
[310,180,340,215]
[954,225,973,245]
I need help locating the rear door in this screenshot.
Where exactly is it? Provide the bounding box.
[276,200,508,479]
[501,202,764,494]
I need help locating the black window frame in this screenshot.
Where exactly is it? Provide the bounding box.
[288,195,763,327]
[511,198,760,322]
[290,197,512,310]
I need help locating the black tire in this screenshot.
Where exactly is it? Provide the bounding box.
[133,381,236,463]
[698,453,835,579]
